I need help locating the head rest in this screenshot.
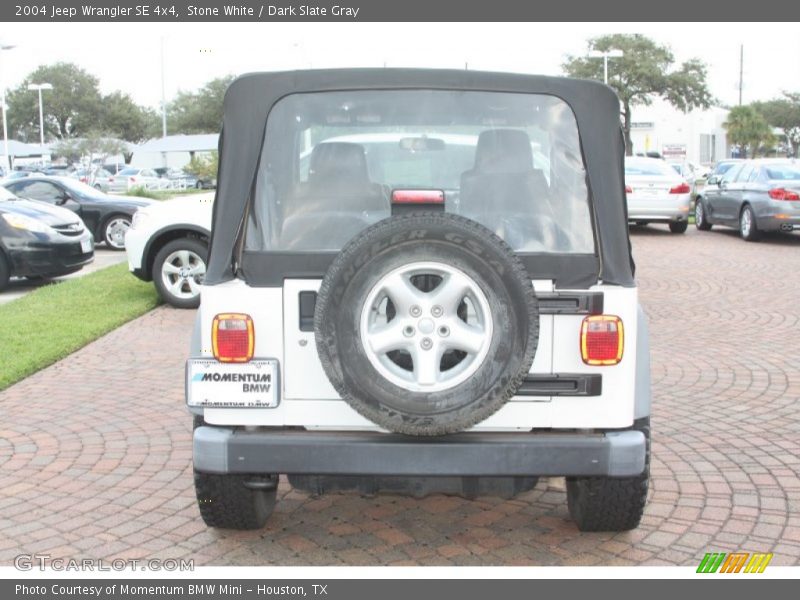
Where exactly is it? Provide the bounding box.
[473,129,534,174]
[308,142,369,184]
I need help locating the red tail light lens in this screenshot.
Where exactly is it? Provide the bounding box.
[129,177,136,183]
[768,188,800,201]
[391,189,445,204]
[669,183,691,194]
[212,313,255,363]
[580,315,624,366]
[625,185,633,194]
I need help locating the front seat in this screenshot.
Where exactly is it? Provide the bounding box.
[459,129,555,250]
[280,142,388,250]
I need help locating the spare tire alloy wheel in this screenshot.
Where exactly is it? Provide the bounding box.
[315,213,539,436]
[360,262,493,393]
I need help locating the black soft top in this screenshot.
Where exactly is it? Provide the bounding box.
[206,69,635,288]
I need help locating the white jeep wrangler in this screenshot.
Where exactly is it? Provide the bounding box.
[187,69,651,532]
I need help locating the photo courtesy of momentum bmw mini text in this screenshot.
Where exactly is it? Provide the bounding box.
[0,0,799,597]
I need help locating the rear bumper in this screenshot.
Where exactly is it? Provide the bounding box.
[193,426,647,478]
[627,194,691,222]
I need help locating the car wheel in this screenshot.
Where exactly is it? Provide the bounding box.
[566,417,650,532]
[195,181,203,190]
[694,198,712,231]
[93,183,101,190]
[0,252,9,291]
[153,238,208,308]
[635,221,648,227]
[739,204,761,242]
[669,221,688,234]
[102,215,132,250]
[314,213,539,436]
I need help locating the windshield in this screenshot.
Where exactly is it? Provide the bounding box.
[246,90,595,254]
[118,168,138,176]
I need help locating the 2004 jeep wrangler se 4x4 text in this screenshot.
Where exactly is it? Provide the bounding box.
[186,69,651,532]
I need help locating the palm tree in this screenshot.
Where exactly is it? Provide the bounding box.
[724,106,774,158]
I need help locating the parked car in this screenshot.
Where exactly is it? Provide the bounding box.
[125,196,213,308]
[0,186,94,290]
[695,159,800,241]
[625,156,692,233]
[187,70,651,533]
[695,159,743,206]
[2,176,152,250]
[0,170,33,183]
[107,167,162,193]
[71,168,113,191]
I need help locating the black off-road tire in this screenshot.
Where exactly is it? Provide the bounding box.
[694,198,712,231]
[192,416,278,530]
[566,417,650,532]
[314,213,538,436]
[669,221,688,234]
[152,237,208,309]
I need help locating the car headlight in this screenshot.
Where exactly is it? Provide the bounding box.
[131,210,152,230]
[2,213,55,234]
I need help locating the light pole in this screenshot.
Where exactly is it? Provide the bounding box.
[27,83,52,152]
[0,41,16,174]
[588,49,624,85]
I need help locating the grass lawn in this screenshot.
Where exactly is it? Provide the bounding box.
[0,263,160,390]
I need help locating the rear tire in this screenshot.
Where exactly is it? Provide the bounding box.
[739,204,761,241]
[101,214,132,250]
[192,416,278,530]
[194,472,277,530]
[694,198,712,231]
[669,221,688,234]
[566,417,650,532]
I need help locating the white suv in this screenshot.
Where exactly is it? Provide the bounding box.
[125,196,213,308]
[186,70,652,532]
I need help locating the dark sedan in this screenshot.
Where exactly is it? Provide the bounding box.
[2,176,152,250]
[0,186,94,290]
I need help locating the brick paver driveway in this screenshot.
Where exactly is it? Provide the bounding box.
[1,226,799,566]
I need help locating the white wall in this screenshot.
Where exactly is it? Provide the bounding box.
[629,99,730,165]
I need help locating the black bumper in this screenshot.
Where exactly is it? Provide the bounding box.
[7,236,94,278]
[193,427,647,478]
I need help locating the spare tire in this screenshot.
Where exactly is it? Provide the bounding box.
[314,213,538,436]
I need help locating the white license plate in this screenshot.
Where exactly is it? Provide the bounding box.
[186,359,279,408]
[80,238,93,253]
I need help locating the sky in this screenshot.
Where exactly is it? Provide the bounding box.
[1,22,799,111]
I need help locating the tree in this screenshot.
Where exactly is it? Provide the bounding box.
[101,91,161,162]
[723,106,774,158]
[51,134,130,165]
[563,34,713,155]
[753,93,800,157]
[167,75,235,134]
[183,151,218,180]
[6,62,102,141]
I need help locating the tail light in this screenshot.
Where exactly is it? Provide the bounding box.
[768,188,800,201]
[212,313,255,363]
[109,177,114,183]
[625,185,633,194]
[669,183,691,194]
[129,177,136,183]
[580,315,624,366]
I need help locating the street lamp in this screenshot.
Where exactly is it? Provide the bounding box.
[27,83,53,151]
[588,49,624,85]
[0,41,16,174]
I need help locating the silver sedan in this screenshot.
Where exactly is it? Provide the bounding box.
[625,157,692,234]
